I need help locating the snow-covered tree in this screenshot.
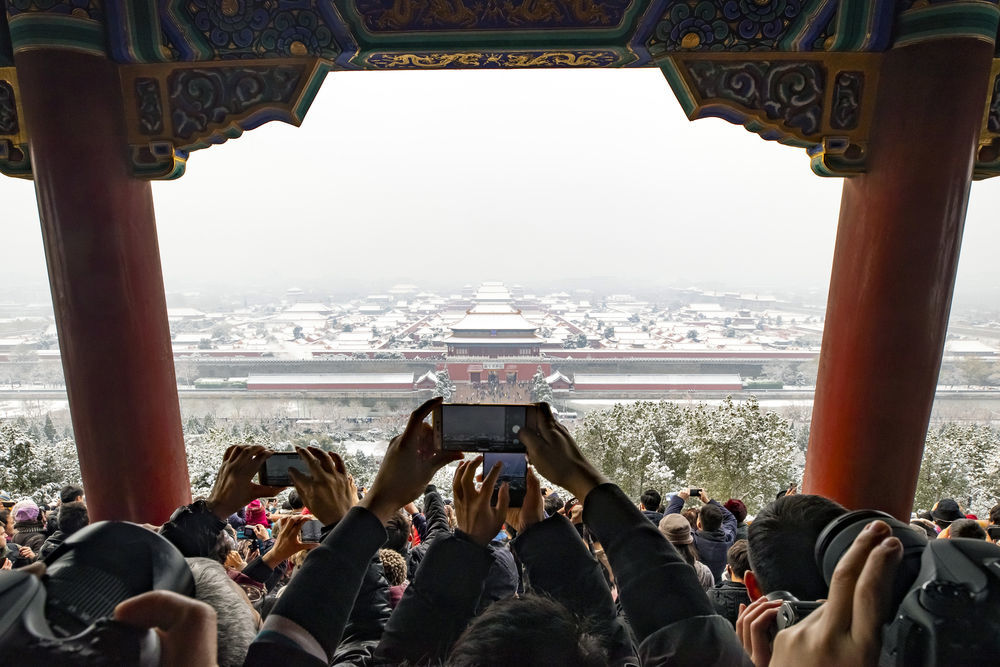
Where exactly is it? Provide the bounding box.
[913,423,1000,515]
[683,396,800,514]
[432,368,456,402]
[530,367,554,405]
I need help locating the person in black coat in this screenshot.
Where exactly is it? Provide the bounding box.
[707,539,752,627]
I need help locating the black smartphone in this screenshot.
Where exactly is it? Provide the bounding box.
[689,488,702,496]
[434,403,537,452]
[987,525,1000,541]
[483,452,527,508]
[258,452,308,486]
[300,518,323,543]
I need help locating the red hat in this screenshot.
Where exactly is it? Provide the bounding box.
[724,498,748,523]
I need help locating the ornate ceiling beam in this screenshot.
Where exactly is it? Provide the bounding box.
[3,0,1000,180]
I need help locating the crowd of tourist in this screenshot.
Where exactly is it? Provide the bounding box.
[1,398,998,665]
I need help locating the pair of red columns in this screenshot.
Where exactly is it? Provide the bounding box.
[13,41,993,523]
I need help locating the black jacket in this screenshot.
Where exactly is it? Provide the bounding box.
[707,580,751,628]
[37,529,68,561]
[405,487,449,580]
[642,509,664,525]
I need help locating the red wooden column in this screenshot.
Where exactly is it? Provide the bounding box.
[15,51,190,523]
[804,40,994,519]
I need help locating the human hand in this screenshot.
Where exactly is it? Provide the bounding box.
[264,514,320,567]
[224,550,246,571]
[677,488,691,501]
[207,445,286,520]
[518,403,607,502]
[287,446,357,526]
[1,558,10,570]
[506,467,545,533]
[251,523,268,541]
[403,502,419,516]
[361,398,463,523]
[736,597,783,666]
[114,590,217,667]
[770,520,902,667]
[453,456,509,546]
[699,489,711,504]
[18,545,34,560]
[570,504,584,525]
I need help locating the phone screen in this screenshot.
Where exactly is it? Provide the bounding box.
[300,518,324,543]
[483,452,527,508]
[258,452,309,486]
[439,404,527,452]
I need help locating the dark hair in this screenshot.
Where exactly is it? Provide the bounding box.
[59,485,84,505]
[449,594,607,666]
[640,489,661,512]
[748,494,847,600]
[950,518,987,540]
[287,489,304,510]
[383,510,411,554]
[682,508,699,531]
[544,494,564,515]
[917,510,934,522]
[699,503,724,532]
[57,501,89,536]
[989,504,1000,526]
[674,541,701,568]
[727,539,750,578]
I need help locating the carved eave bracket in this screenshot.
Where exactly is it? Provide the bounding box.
[975,59,1000,180]
[658,53,879,178]
[119,57,331,179]
[0,66,30,178]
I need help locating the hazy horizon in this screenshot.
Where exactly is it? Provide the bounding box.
[3,68,1000,313]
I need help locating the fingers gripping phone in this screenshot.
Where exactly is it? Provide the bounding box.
[434,403,538,452]
[483,453,527,509]
[258,452,309,486]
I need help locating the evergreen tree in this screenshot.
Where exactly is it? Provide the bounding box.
[530,367,555,405]
[432,368,456,402]
[43,414,57,442]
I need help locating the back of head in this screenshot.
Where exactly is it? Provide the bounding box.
[544,493,564,515]
[379,548,407,586]
[727,539,750,578]
[640,489,661,512]
[59,485,84,505]
[989,503,1000,526]
[700,503,724,532]
[949,518,987,540]
[186,557,259,667]
[287,489,304,510]
[748,494,847,600]
[682,507,699,531]
[57,501,89,536]
[383,510,411,553]
[449,594,606,667]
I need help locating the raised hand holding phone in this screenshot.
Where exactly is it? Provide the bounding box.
[453,455,509,546]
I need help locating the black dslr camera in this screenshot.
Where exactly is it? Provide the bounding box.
[0,521,194,665]
[777,509,1000,666]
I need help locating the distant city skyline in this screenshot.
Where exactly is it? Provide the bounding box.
[3,68,1000,311]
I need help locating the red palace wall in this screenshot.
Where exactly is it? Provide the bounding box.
[246,381,414,391]
[573,382,744,391]
[543,350,814,360]
[442,362,551,383]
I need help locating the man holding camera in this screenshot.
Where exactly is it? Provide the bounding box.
[665,487,737,582]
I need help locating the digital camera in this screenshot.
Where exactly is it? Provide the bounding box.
[0,521,195,665]
[779,509,1000,666]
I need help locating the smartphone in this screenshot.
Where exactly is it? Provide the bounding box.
[987,525,1000,541]
[258,452,309,486]
[483,452,527,508]
[434,403,537,452]
[689,488,702,496]
[300,518,323,543]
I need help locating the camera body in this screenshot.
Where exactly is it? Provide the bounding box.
[0,521,194,665]
[778,509,1000,666]
[434,403,537,453]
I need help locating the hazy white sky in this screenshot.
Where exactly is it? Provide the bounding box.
[2,68,999,305]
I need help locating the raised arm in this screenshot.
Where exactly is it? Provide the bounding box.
[520,404,751,665]
[245,399,461,666]
[375,455,508,664]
